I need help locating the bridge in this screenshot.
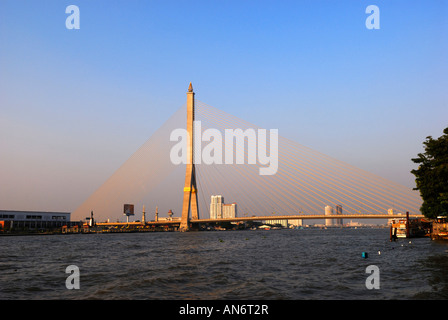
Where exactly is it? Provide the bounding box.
[73,83,423,230]
[95,214,423,230]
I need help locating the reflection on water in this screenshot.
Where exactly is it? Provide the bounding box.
[1,228,448,299]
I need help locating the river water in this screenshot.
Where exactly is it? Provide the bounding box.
[1,228,448,300]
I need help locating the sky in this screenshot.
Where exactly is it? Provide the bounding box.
[0,0,447,215]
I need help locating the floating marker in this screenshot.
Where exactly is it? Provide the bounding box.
[362,252,368,258]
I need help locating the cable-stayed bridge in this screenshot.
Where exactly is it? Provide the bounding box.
[72,84,423,229]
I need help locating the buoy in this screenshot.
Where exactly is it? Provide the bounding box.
[378,251,381,255]
[362,252,368,258]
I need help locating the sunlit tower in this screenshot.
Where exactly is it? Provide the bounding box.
[180,83,200,231]
[325,205,333,226]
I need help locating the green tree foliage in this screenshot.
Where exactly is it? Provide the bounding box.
[411,127,448,218]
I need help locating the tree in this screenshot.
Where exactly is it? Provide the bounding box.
[411,127,448,218]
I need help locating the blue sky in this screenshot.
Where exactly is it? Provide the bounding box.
[0,0,447,213]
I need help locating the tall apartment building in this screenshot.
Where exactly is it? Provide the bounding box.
[210,195,237,219]
[210,195,223,219]
[325,205,344,226]
[325,205,333,226]
[335,204,343,226]
[222,203,237,219]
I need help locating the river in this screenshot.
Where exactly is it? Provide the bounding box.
[1,228,448,300]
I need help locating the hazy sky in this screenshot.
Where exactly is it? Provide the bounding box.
[0,0,447,214]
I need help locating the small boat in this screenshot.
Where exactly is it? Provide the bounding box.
[431,216,448,240]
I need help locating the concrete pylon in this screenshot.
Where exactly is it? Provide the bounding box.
[179,82,200,231]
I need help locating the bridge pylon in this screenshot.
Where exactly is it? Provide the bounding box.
[179,82,200,231]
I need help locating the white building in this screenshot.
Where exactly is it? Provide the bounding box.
[325,205,333,226]
[0,210,71,229]
[210,195,223,219]
[222,203,237,219]
[210,195,237,219]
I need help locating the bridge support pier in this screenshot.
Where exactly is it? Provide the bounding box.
[180,83,199,232]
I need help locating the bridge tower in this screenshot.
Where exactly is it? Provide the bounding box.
[179,82,200,231]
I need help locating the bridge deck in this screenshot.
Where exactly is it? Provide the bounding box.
[95,214,423,226]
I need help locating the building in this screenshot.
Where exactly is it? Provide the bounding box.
[335,205,343,226]
[210,195,237,219]
[222,203,237,219]
[289,219,303,227]
[263,219,288,228]
[0,210,71,230]
[210,195,223,219]
[157,209,181,222]
[325,205,333,226]
[387,208,395,225]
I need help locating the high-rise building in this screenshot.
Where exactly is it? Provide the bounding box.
[222,203,237,219]
[210,195,223,219]
[210,195,236,219]
[325,205,333,226]
[335,204,343,226]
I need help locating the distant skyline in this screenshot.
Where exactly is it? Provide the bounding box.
[0,1,447,213]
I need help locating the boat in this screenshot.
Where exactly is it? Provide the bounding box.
[431,216,448,240]
[390,213,431,239]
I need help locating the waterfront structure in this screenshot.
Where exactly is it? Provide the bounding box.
[157,209,181,222]
[142,205,146,224]
[289,219,303,227]
[325,205,333,226]
[155,206,159,222]
[0,210,71,229]
[180,83,199,231]
[263,219,288,228]
[335,205,343,226]
[210,195,237,219]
